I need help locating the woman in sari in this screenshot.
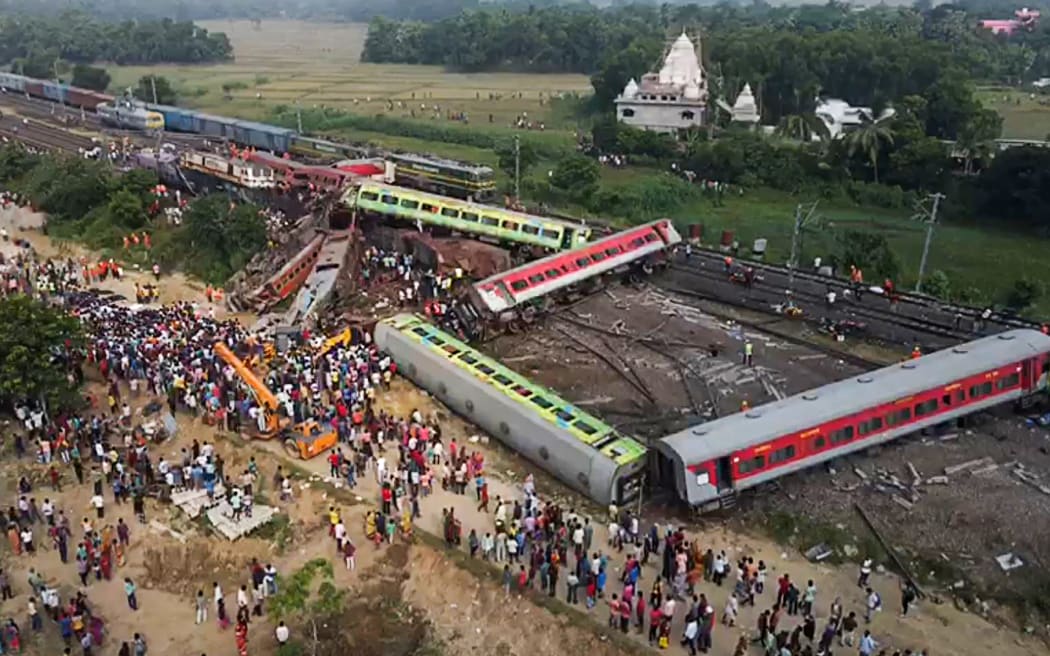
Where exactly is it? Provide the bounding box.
[114,539,126,567]
[99,545,113,581]
[7,525,20,555]
[364,511,377,541]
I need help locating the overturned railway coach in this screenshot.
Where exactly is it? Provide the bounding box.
[471,219,682,318]
[657,329,1050,509]
[348,182,592,252]
[374,314,648,506]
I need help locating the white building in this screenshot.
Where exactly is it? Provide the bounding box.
[730,83,760,126]
[615,33,708,134]
[814,98,896,140]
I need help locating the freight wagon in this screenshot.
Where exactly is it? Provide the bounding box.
[0,73,26,93]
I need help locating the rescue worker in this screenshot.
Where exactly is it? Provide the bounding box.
[743,341,753,367]
[723,255,733,273]
[740,399,750,412]
[911,345,921,360]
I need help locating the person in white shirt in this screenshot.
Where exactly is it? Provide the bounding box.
[275,621,290,644]
[90,494,105,519]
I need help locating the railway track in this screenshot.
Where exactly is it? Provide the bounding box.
[0,116,96,152]
[680,247,1040,332]
[666,263,974,349]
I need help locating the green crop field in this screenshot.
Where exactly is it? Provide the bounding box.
[107,20,591,130]
[976,87,1050,141]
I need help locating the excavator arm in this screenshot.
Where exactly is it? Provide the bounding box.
[213,341,283,435]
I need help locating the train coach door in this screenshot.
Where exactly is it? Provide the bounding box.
[715,457,733,492]
[559,227,575,250]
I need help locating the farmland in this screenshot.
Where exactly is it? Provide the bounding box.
[107,20,591,130]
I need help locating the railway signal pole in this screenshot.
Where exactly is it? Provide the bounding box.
[913,192,945,293]
[513,135,521,200]
[787,200,819,295]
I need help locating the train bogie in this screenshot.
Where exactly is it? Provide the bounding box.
[233,121,293,153]
[149,105,197,133]
[193,113,236,139]
[0,73,27,93]
[375,314,646,506]
[658,329,1050,508]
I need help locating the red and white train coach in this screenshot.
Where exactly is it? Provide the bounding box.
[657,329,1050,509]
[470,219,682,316]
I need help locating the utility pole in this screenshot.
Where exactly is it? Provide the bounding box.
[913,192,945,293]
[295,100,303,134]
[513,134,521,200]
[787,200,819,295]
[150,76,158,105]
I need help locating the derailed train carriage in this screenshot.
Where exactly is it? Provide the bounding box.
[374,313,648,506]
[656,329,1050,510]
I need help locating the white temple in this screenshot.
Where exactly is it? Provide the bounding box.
[730,83,760,125]
[615,32,708,134]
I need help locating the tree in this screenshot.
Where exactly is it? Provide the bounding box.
[978,146,1050,229]
[834,230,900,280]
[135,75,177,105]
[0,296,84,411]
[1005,277,1044,313]
[495,138,539,184]
[775,113,830,143]
[923,269,952,301]
[956,108,1002,175]
[549,154,600,200]
[268,559,346,656]
[179,195,267,283]
[106,189,146,229]
[845,118,895,183]
[71,64,111,92]
[589,36,664,107]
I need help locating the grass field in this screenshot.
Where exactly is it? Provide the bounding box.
[107,20,591,130]
[667,188,1049,313]
[976,87,1050,140]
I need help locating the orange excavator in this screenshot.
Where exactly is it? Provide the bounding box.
[213,342,338,460]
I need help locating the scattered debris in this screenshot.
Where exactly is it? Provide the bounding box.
[995,552,1024,572]
[804,543,834,562]
[205,501,280,541]
[944,457,994,476]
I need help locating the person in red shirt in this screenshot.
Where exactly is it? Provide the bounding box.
[328,451,341,478]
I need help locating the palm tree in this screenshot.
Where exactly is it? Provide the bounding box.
[846,117,895,183]
[775,113,831,143]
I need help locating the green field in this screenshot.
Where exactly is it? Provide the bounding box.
[662,187,1048,314]
[107,20,591,130]
[976,87,1050,141]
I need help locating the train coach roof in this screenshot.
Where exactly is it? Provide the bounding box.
[658,329,1050,465]
[356,181,585,228]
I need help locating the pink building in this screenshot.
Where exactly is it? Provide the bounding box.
[980,8,1040,35]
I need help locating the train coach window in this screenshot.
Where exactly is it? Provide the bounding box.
[591,252,607,262]
[528,274,546,285]
[492,373,512,386]
[998,373,1020,390]
[813,437,826,450]
[575,257,591,268]
[630,237,646,249]
[360,191,379,201]
[412,327,429,337]
[428,336,446,346]
[858,417,884,436]
[513,385,532,398]
[381,195,398,205]
[503,221,520,232]
[914,399,938,417]
[458,354,477,365]
[421,203,437,213]
[545,269,562,279]
[461,212,479,223]
[540,228,560,240]
[829,426,854,445]
[886,408,911,426]
[574,420,598,435]
[475,363,495,376]
[399,199,419,209]
[481,216,500,227]
[644,233,659,242]
[522,225,540,235]
[769,445,796,464]
[441,345,460,356]
[738,456,766,474]
[441,207,460,218]
[555,409,575,423]
[530,395,554,410]
[510,280,530,292]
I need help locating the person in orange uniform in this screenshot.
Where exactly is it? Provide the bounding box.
[911,346,921,360]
